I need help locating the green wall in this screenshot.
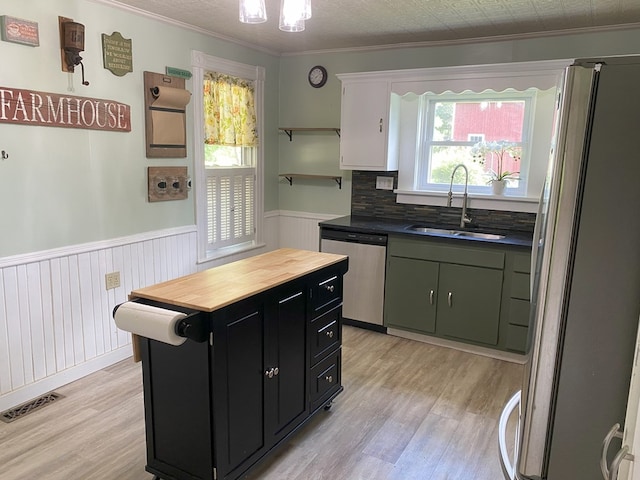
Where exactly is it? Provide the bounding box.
[277,28,640,214]
[0,0,279,257]
[2,0,640,257]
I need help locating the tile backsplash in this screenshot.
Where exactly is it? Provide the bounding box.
[351,171,536,234]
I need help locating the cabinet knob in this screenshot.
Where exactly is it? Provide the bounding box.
[324,284,335,293]
[326,330,334,338]
[273,367,279,376]
[379,118,383,133]
[326,375,333,383]
[265,368,274,378]
[429,289,434,305]
[448,292,453,307]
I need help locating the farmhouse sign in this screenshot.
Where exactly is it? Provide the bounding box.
[0,86,131,132]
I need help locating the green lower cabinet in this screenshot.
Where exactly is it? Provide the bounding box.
[435,263,504,346]
[384,235,532,353]
[384,256,438,333]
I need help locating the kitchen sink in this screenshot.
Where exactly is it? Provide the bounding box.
[406,225,506,240]
[453,231,506,240]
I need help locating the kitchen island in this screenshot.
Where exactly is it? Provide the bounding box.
[122,248,348,480]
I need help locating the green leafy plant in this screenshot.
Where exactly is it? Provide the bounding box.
[471,140,521,182]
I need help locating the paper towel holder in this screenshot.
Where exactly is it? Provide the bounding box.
[144,71,188,158]
[113,301,208,344]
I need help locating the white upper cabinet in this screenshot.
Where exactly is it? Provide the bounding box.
[337,76,398,171]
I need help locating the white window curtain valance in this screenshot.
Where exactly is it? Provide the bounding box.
[388,59,572,96]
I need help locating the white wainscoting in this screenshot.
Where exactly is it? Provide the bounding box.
[0,226,201,411]
[278,210,341,252]
[0,211,331,411]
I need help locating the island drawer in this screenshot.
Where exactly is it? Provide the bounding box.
[310,270,343,317]
[309,348,342,411]
[310,306,341,366]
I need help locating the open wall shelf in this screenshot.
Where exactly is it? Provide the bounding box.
[279,173,342,189]
[279,127,341,141]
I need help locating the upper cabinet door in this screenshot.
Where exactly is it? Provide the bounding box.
[339,80,398,171]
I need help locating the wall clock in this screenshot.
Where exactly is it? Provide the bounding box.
[308,65,328,88]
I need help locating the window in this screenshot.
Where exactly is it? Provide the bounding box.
[417,92,534,195]
[192,52,264,261]
[391,60,568,211]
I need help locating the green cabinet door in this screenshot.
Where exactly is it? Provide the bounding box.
[436,263,503,346]
[384,256,439,333]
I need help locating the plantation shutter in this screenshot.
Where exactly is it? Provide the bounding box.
[206,168,255,248]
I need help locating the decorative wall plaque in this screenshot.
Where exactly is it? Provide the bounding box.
[1,16,39,47]
[101,32,133,76]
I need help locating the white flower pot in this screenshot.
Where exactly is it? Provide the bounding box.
[491,179,506,195]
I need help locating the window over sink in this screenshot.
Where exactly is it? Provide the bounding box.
[418,91,534,196]
[388,60,569,212]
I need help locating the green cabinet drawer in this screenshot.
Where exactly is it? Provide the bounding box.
[512,253,532,274]
[511,272,530,300]
[508,298,531,327]
[506,324,528,353]
[389,236,505,269]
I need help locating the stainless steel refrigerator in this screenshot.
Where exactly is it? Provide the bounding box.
[499,56,640,480]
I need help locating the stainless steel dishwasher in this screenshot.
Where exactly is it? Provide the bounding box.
[320,229,387,331]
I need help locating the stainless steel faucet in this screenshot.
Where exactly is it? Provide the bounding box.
[447,164,472,228]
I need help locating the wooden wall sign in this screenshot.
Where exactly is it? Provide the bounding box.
[0,85,131,132]
[1,16,39,47]
[102,32,133,76]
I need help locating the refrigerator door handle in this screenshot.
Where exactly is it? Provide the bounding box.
[499,390,521,479]
[601,423,634,480]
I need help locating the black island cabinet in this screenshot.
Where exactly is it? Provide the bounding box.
[128,249,348,480]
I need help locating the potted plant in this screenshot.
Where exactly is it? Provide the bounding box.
[471,140,521,195]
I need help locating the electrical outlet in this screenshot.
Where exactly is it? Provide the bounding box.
[105,271,121,290]
[376,176,394,190]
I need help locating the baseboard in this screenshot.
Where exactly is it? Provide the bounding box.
[387,328,526,364]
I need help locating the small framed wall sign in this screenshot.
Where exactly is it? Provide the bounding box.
[1,16,39,47]
[102,31,133,76]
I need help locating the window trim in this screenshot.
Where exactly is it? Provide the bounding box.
[192,50,265,262]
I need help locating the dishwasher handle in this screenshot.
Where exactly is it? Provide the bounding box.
[320,229,387,246]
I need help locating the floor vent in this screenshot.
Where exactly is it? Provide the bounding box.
[1,392,64,423]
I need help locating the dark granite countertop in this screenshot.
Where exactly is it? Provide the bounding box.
[319,215,533,249]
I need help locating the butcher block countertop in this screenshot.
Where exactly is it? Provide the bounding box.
[130,248,348,312]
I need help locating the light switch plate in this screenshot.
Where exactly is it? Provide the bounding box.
[376,176,394,190]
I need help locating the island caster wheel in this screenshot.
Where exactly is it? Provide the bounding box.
[324,401,333,411]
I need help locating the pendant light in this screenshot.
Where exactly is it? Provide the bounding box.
[239,0,267,24]
[279,0,307,32]
[303,0,312,20]
[239,0,312,31]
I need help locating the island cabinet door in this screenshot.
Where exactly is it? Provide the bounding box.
[263,282,309,445]
[141,337,214,480]
[211,298,267,480]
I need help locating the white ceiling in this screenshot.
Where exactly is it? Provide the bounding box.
[102,0,640,55]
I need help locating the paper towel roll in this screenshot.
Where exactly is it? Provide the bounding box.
[114,302,187,346]
[151,86,191,109]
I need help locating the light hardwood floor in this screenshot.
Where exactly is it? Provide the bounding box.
[0,326,522,480]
